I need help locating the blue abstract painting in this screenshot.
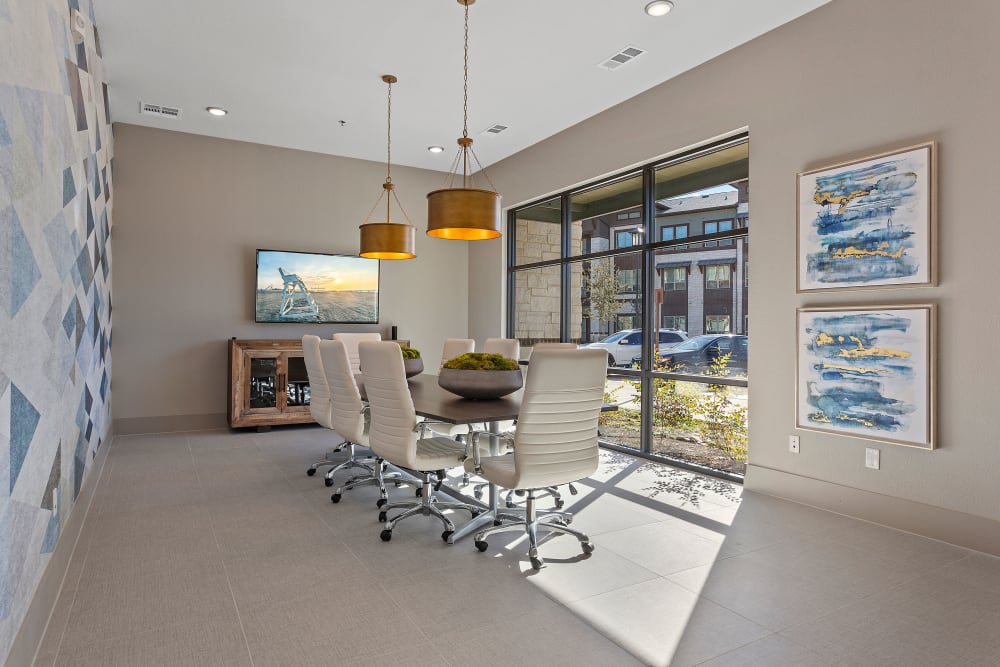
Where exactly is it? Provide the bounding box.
[798,144,933,291]
[797,306,933,448]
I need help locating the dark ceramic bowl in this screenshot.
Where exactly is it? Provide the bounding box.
[437,368,523,400]
[403,357,424,379]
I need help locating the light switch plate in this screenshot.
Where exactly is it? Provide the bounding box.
[865,447,880,470]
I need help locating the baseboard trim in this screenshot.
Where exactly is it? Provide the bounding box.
[745,464,1000,557]
[6,430,113,667]
[114,412,227,435]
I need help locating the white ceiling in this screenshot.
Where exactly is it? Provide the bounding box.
[95,0,829,172]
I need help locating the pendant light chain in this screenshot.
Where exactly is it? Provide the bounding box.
[386,78,393,185]
[462,1,469,140]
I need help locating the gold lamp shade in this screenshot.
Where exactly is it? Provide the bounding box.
[359,221,416,259]
[357,75,417,260]
[426,187,501,240]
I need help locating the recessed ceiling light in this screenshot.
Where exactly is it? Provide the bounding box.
[206,107,228,117]
[427,146,445,154]
[645,1,674,17]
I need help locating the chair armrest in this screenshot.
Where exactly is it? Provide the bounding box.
[467,429,514,473]
[415,420,457,438]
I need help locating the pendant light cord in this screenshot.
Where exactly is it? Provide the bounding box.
[462,1,469,141]
[363,75,412,226]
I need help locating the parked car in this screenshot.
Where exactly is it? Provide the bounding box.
[580,328,688,367]
[633,334,748,374]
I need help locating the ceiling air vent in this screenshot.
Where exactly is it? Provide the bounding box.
[482,123,509,135]
[599,46,646,71]
[139,102,182,120]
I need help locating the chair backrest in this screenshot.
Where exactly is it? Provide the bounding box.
[301,335,333,429]
[511,348,607,489]
[320,339,368,445]
[530,342,578,354]
[358,341,419,469]
[441,338,475,370]
[483,337,520,361]
[333,332,382,374]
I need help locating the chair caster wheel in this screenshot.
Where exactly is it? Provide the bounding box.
[530,556,544,570]
[330,493,342,503]
[555,500,565,509]
[324,478,334,487]
[474,540,489,553]
[306,468,317,476]
[581,542,595,555]
[380,530,392,542]
[415,487,423,497]
[394,480,402,487]
[493,519,503,527]
[505,501,517,509]
[376,498,387,508]
[441,530,453,542]
[473,490,483,500]
[378,511,387,522]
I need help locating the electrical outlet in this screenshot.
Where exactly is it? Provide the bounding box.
[865,447,880,470]
[789,435,800,453]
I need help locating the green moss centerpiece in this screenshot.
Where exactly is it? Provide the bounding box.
[438,352,522,399]
[400,346,423,378]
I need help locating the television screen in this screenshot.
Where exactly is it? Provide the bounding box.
[255,249,379,323]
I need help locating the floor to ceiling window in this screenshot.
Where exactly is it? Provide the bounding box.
[508,135,749,479]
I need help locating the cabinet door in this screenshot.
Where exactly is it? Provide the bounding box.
[243,350,282,416]
[281,352,312,414]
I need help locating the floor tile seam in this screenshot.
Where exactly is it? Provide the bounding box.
[584,539,704,581]
[688,631,823,667]
[197,433,258,667]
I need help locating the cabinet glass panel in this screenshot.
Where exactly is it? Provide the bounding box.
[249,358,278,408]
[285,355,311,407]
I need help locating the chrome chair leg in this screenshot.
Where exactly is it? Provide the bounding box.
[378,471,477,543]
[306,440,349,476]
[331,459,415,506]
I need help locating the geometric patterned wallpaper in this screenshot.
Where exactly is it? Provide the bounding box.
[0,0,113,660]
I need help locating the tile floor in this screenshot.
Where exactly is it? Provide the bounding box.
[33,427,1000,666]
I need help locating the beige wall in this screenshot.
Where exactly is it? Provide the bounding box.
[473,0,1000,524]
[113,124,468,426]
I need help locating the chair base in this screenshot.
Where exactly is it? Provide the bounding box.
[378,470,479,542]
[305,441,348,476]
[330,459,414,507]
[473,489,593,569]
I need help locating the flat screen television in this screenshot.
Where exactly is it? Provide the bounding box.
[255,249,379,324]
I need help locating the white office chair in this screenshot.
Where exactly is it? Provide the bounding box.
[359,341,479,542]
[482,337,520,361]
[465,348,607,569]
[322,340,409,506]
[440,338,475,370]
[332,332,382,375]
[302,335,347,480]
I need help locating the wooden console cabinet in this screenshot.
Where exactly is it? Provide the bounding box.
[227,338,410,430]
[228,339,314,429]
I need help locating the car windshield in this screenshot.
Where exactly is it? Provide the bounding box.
[597,331,630,344]
[671,336,715,352]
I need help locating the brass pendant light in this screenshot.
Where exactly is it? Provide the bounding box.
[426,0,502,241]
[359,74,417,260]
